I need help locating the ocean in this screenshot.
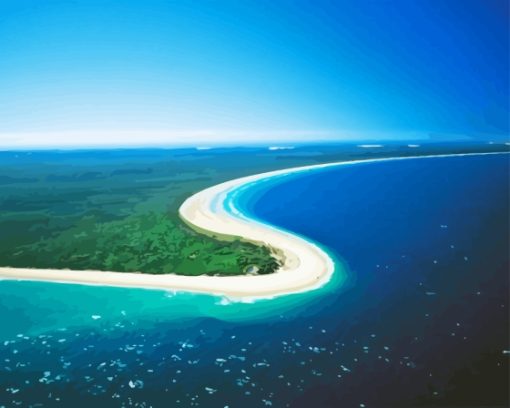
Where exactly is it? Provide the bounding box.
[0,153,508,407]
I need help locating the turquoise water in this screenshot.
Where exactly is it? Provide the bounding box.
[0,153,508,407]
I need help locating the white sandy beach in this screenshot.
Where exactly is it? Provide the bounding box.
[0,162,337,300]
[0,151,507,299]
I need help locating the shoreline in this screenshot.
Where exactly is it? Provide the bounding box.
[0,151,507,300]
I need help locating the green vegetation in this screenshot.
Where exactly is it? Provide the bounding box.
[6,212,278,275]
[0,142,507,276]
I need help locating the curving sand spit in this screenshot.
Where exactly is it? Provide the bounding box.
[0,152,507,300]
[0,164,336,300]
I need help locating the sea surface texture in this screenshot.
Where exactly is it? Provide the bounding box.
[1,154,508,407]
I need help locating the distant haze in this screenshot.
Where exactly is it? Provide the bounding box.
[0,130,433,149]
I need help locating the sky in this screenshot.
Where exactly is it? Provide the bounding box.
[0,0,508,148]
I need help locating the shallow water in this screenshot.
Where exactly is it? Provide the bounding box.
[1,154,508,407]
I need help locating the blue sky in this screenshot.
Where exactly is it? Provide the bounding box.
[0,0,508,147]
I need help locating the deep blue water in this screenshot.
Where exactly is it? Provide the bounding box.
[1,154,508,407]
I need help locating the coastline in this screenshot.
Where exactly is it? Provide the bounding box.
[0,151,507,300]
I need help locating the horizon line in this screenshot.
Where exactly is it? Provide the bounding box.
[1,140,509,153]
[0,129,508,150]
